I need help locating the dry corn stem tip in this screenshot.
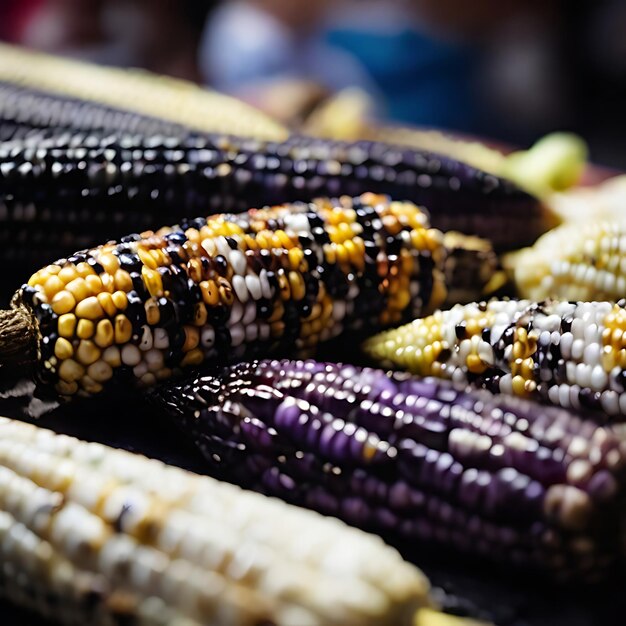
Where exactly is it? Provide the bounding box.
[0,302,37,367]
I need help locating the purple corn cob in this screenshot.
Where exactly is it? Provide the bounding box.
[154,359,626,582]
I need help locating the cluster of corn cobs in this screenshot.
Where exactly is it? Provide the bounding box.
[0,42,622,626]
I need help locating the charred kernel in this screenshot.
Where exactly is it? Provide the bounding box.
[58,358,85,383]
[94,320,114,348]
[75,297,104,320]
[54,337,74,360]
[65,278,90,302]
[114,315,132,344]
[51,291,76,315]
[111,291,128,310]
[76,319,95,340]
[96,292,117,317]
[58,314,77,338]
[76,340,101,366]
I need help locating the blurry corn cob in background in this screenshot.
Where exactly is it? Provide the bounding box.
[365,299,626,419]
[154,359,626,581]
[302,88,589,198]
[0,42,287,141]
[0,194,503,405]
[0,415,434,626]
[506,220,626,302]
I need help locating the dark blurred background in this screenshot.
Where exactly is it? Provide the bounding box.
[0,0,625,168]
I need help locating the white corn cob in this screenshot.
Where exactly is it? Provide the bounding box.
[507,220,626,301]
[0,416,431,626]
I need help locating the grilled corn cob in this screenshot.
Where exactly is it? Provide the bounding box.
[0,193,465,402]
[506,220,626,302]
[364,298,626,419]
[0,415,431,625]
[153,359,626,580]
[0,129,550,277]
[0,43,287,140]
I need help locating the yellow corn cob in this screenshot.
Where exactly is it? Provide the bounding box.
[0,416,432,626]
[0,43,287,141]
[507,220,626,302]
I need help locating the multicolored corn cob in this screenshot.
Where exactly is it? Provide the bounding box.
[153,359,626,580]
[0,42,287,140]
[365,298,626,419]
[0,415,431,625]
[506,220,626,302]
[0,193,479,402]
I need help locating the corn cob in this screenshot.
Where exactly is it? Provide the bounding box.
[0,42,287,141]
[506,220,626,302]
[0,193,463,402]
[0,81,190,141]
[0,415,432,625]
[153,358,626,580]
[364,298,626,419]
[0,130,550,278]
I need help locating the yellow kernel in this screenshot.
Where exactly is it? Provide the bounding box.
[45,264,62,275]
[58,266,78,284]
[101,273,115,293]
[114,315,133,344]
[200,280,219,306]
[76,319,95,339]
[111,291,128,310]
[51,291,76,315]
[94,319,115,348]
[85,274,103,294]
[182,326,200,352]
[58,314,77,338]
[288,271,306,301]
[137,248,157,270]
[187,258,203,283]
[58,358,85,383]
[512,375,527,396]
[54,337,74,360]
[142,267,163,297]
[97,292,117,317]
[287,248,304,270]
[218,281,234,306]
[75,296,105,320]
[75,262,95,278]
[181,348,204,367]
[43,275,65,300]
[102,346,121,368]
[278,273,291,300]
[467,354,487,374]
[99,253,120,274]
[76,340,101,366]
[114,269,133,292]
[65,278,90,302]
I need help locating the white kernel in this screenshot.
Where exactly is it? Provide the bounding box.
[231,275,249,303]
[121,344,141,367]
